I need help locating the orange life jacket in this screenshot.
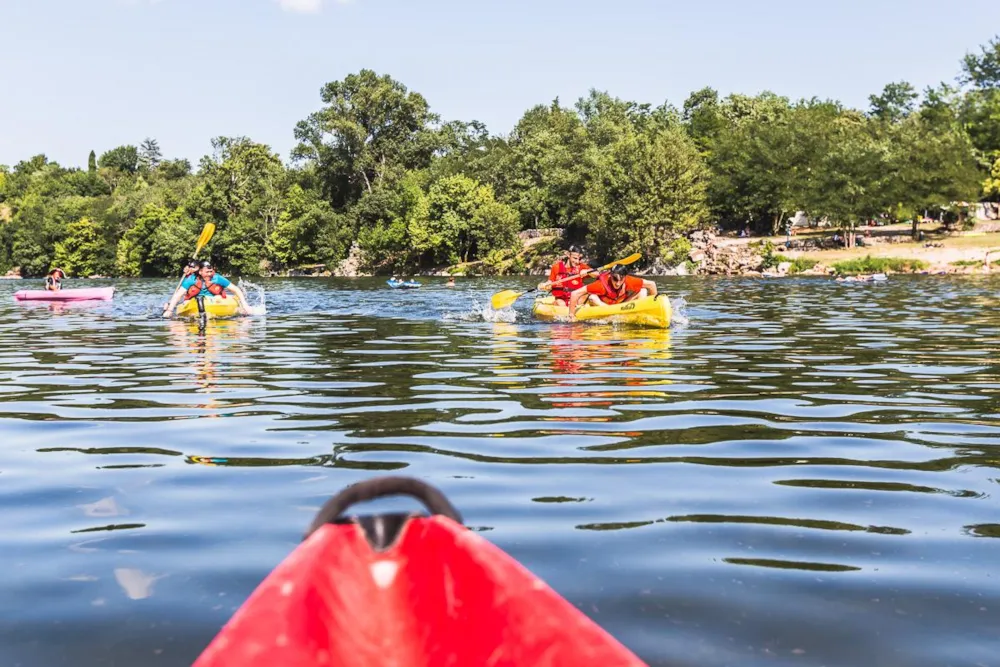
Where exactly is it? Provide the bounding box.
[185,277,226,300]
[551,261,589,302]
[597,272,639,305]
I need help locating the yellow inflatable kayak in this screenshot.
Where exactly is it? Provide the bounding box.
[175,296,241,318]
[532,294,672,328]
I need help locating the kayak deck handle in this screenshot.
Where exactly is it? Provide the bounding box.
[306,476,463,541]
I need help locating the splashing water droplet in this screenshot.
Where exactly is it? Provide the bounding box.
[238,279,267,315]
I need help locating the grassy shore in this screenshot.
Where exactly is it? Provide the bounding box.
[761,224,1000,274]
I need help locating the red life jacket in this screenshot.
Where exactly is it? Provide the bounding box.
[597,272,639,304]
[551,261,588,302]
[185,277,226,300]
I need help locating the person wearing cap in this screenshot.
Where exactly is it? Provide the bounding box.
[44,268,66,292]
[567,263,657,318]
[538,246,592,306]
[161,260,250,317]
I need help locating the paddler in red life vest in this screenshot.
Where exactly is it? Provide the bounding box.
[538,246,592,306]
[162,260,251,317]
[568,263,657,318]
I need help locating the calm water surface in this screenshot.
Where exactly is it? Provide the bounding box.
[1,276,999,667]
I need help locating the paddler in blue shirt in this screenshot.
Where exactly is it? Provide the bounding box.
[162,260,250,317]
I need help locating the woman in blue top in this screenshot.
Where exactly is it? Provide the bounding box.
[162,260,250,317]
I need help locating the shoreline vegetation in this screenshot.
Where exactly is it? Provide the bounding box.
[2,37,1000,282]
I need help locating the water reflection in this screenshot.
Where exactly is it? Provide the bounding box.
[0,276,998,667]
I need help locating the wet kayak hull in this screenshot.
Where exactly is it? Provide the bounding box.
[175,296,240,318]
[532,294,671,328]
[13,287,115,302]
[194,477,646,667]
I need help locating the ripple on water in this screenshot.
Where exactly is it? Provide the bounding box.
[0,276,998,667]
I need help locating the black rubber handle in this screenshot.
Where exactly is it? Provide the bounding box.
[306,476,462,537]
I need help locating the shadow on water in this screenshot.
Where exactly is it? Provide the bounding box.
[0,276,999,666]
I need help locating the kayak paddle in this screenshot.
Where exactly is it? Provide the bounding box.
[172,223,216,291]
[194,222,216,259]
[490,252,642,310]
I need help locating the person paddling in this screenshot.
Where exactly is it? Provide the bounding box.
[568,263,657,318]
[162,260,250,317]
[45,268,65,292]
[538,246,592,306]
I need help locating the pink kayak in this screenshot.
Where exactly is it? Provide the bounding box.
[13,287,115,302]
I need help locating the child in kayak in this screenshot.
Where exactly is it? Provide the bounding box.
[538,246,592,306]
[45,268,65,292]
[568,263,657,318]
[162,260,251,317]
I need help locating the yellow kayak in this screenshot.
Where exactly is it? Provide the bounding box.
[532,294,672,328]
[175,296,241,318]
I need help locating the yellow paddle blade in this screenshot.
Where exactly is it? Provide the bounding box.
[490,290,523,310]
[194,223,216,257]
[596,252,642,272]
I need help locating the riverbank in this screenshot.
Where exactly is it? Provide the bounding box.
[257,224,1000,279]
[763,227,1000,276]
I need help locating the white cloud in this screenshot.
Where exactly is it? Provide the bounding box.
[275,0,353,13]
[276,0,323,13]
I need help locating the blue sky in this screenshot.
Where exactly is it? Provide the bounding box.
[2,0,998,168]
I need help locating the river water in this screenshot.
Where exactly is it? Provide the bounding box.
[1,276,998,667]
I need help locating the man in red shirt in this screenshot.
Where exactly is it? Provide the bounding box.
[538,246,592,306]
[568,263,657,318]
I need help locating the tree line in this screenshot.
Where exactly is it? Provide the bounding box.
[1,36,998,278]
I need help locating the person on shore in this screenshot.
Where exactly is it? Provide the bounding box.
[538,246,592,306]
[162,260,250,317]
[568,263,657,318]
[44,268,65,292]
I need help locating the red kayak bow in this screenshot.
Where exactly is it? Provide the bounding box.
[194,476,646,667]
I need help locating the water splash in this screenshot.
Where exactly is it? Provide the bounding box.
[670,296,689,328]
[443,301,517,323]
[238,279,267,316]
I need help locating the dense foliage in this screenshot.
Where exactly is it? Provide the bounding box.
[1,37,998,277]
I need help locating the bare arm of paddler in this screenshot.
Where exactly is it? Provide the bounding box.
[537,268,594,292]
[227,284,252,315]
[639,279,657,298]
[162,286,187,318]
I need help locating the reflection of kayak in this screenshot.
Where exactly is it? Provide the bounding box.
[193,476,646,667]
[175,296,240,318]
[14,287,114,302]
[533,294,672,328]
[387,279,421,289]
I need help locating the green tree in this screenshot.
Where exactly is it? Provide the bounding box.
[293,70,443,209]
[495,100,588,231]
[270,184,345,269]
[139,138,162,173]
[583,124,709,260]
[99,145,139,174]
[683,87,726,155]
[892,101,981,237]
[53,217,109,276]
[410,174,519,266]
[868,82,918,123]
[958,36,1000,164]
[199,136,286,274]
[981,155,1000,200]
[116,204,178,276]
[88,150,97,173]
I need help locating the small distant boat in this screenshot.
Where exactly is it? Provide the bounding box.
[14,287,115,302]
[387,279,421,289]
